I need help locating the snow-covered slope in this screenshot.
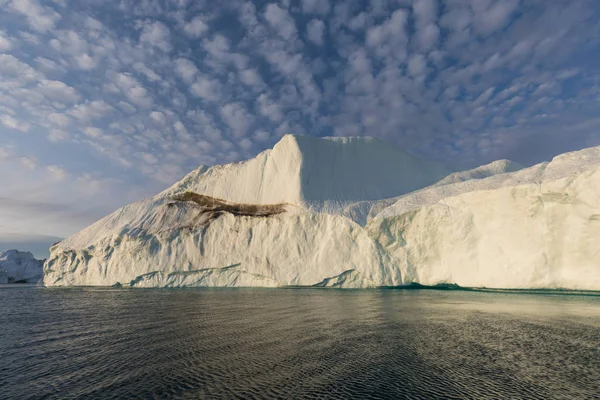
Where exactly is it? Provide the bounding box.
[367,146,600,290]
[162,135,451,207]
[44,135,600,290]
[340,159,524,226]
[1,250,44,283]
[433,159,524,186]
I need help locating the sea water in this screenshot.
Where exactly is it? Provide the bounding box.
[1,286,599,399]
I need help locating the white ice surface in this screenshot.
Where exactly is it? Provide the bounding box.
[44,135,600,290]
[0,250,44,283]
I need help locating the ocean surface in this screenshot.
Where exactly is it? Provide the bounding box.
[1,286,599,399]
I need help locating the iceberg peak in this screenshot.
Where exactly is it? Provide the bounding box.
[163,133,451,208]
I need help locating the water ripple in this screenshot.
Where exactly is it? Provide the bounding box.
[1,288,599,399]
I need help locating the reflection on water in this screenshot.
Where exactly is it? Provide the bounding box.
[1,287,599,399]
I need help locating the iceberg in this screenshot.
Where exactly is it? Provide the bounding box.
[1,250,44,283]
[44,135,600,290]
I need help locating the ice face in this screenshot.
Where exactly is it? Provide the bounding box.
[0,250,44,283]
[44,135,600,290]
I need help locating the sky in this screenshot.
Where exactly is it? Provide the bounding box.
[1,0,600,255]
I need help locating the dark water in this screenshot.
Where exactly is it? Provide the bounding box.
[1,287,599,399]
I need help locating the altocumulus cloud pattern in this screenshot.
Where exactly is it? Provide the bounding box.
[0,0,599,242]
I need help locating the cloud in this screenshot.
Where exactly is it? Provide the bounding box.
[257,93,284,122]
[9,0,61,32]
[0,146,11,161]
[19,157,37,170]
[473,0,520,35]
[413,0,438,23]
[110,72,153,108]
[84,16,104,31]
[50,0,67,7]
[74,54,100,70]
[439,6,472,48]
[407,53,427,77]
[302,0,330,16]
[239,138,252,150]
[474,87,496,106]
[0,114,30,132]
[173,120,189,137]
[202,34,248,69]
[184,15,209,38]
[190,76,222,102]
[68,100,115,121]
[174,58,199,84]
[83,127,104,138]
[239,68,264,88]
[48,129,70,142]
[0,30,13,51]
[0,54,42,81]
[415,23,439,52]
[50,30,88,55]
[46,165,69,181]
[47,30,103,70]
[306,19,325,46]
[37,80,80,104]
[149,111,167,125]
[34,57,67,74]
[118,101,137,114]
[47,113,71,127]
[264,4,297,41]
[133,62,161,82]
[220,102,254,137]
[252,129,270,142]
[366,9,409,61]
[139,20,172,52]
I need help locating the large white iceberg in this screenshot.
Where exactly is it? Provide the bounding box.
[44,135,600,290]
[1,250,44,283]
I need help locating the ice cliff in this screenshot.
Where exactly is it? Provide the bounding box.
[44,135,600,290]
[1,250,44,283]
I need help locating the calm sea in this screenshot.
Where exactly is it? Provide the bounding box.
[1,286,599,399]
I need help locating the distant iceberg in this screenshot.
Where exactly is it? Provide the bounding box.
[44,135,600,290]
[1,250,44,283]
